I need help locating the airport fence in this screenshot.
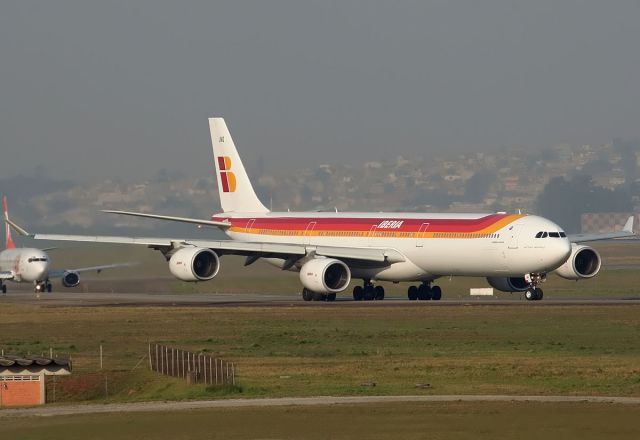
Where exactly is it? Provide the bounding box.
[148,344,235,386]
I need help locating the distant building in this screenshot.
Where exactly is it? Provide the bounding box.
[0,355,71,407]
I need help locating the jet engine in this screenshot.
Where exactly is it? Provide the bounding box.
[169,247,220,281]
[61,271,81,288]
[554,244,601,280]
[486,276,529,292]
[299,258,351,294]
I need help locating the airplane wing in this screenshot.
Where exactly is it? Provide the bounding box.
[30,233,406,265]
[101,210,232,229]
[48,262,136,279]
[569,216,636,243]
[0,271,15,280]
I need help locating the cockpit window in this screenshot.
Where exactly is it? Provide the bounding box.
[535,231,566,238]
[28,257,47,262]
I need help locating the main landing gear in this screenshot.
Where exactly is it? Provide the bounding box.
[524,273,545,301]
[352,281,385,301]
[302,288,336,302]
[407,282,442,301]
[1,282,6,295]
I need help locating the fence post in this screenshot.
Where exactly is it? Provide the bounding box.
[203,354,207,384]
[148,344,152,370]
[232,362,235,386]
[209,357,213,386]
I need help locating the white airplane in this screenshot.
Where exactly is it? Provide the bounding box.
[6,119,636,301]
[0,197,132,294]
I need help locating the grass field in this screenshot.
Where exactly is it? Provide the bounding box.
[1,304,640,402]
[3,401,640,440]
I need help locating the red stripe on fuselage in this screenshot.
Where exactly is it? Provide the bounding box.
[211,214,514,233]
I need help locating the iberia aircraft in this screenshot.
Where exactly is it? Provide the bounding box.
[1,197,132,295]
[6,119,635,301]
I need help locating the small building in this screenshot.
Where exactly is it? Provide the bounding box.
[0,355,71,407]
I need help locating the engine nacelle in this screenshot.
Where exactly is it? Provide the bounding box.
[299,258,351,294]
[169,247,220,282]
[554,244,601,280]
[486,276,529,292]
[62,271,80,288]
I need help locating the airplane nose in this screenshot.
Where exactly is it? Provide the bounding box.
[558,239,572,263]
[34,262,49,280]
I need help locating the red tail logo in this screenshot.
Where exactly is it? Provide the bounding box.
[217,156,237,193]
[3,196,16,249]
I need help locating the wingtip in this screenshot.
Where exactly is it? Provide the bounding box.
[623,215,634,234]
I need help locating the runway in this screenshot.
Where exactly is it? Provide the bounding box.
[1,291,639,307]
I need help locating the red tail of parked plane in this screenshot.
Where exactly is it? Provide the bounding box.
[3,196,16,249]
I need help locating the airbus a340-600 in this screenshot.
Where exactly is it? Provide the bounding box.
[1,197,131,295]
[6,119,635,301]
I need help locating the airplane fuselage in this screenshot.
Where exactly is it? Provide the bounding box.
[213,212,572,282]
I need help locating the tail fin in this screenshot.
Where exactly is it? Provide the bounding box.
[3,196,16,249]
[209,118,269,213]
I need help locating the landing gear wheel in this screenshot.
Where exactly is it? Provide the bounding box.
[313,292,326,301]
[408,285,418,301]
[353,286,364,301]
[525,288,543,301]
[1,284,6,294]
[302,288,313,301]
[418,284,432,301]
[374,285,385,300]
[534,288,543,301]
[363,285,375,301]
[327,293,337,302]
[431,285,442,301]
[46,283,52,293]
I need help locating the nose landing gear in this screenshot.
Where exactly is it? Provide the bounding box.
[34,281,52,294]
[524,273,546,301]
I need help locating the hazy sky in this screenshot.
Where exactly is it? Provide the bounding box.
[1,1,639,181]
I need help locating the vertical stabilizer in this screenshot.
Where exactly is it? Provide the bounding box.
[3,196,16,249]
[209,118,269,213]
